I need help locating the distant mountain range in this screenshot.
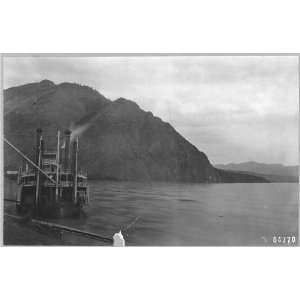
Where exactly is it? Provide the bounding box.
[215,162,298,182]
[4,80,268,183]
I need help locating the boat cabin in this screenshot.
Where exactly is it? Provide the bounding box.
[16,129,89,217]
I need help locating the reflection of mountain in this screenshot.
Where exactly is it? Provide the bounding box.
[215,162,298,182]
[4,80,267,183]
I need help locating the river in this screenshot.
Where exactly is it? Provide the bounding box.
[46,181,299,246]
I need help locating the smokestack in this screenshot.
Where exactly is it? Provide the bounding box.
[72,138,78,204]
[36,128,42,165]
[64,129,71,170]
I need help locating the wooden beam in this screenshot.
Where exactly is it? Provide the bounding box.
[31,219,113,244]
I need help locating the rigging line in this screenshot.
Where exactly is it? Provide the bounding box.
[3,137,57,184]
[123,216,140,231]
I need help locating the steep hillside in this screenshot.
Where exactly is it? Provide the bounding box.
[4,80,267,183]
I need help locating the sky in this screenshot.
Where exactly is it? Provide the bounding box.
[3,55,299,165]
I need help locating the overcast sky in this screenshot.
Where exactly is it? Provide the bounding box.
[3,55,299,165]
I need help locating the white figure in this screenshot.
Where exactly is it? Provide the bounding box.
[113,230,125,246]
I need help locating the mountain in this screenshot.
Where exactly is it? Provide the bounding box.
[4,80,267,183]
[215,162,298,182]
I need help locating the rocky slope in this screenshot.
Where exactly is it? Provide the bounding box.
[4,80,267,183]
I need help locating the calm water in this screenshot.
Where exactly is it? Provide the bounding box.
[50,181,298,246]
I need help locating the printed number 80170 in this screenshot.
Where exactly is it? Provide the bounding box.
[273,236,296,245]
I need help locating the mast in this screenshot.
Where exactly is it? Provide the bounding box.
[55,130,60,202]
[35,135,42,213]
[36,128,42,165]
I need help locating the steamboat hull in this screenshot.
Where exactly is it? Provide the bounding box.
[16,185,87,218]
